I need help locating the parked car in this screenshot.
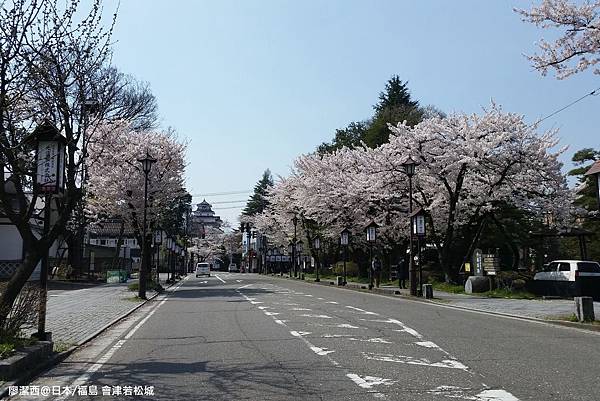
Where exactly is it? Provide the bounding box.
[533,260,600,299]
[228,263,238,273]
[195,262,210,278]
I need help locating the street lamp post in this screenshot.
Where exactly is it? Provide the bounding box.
[33,120,66,341]
[288,241,294,277]
[137,152,156,299]
[313,236,321,282]
[154,230,163,284]
[402,156,419,296]
[366,222,378,290]
[340,228,350,286]
[166,237,172,282]
[245,224,252,273]
[297,240,304,280]
[292,214,298,278]
[411,208,427,297]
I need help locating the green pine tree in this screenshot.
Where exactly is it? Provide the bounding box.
[242,170,274,216]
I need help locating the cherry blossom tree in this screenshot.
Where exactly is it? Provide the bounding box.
[257,104,569,281]
[516,0,600,78]
[86,121,187,252]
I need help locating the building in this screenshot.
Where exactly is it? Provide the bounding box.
[191,199,222,237]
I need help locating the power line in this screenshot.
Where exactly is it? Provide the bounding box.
[210,199,248,205]
[213,205,246,210]
[531,86,600,128]
[191,190,252,197]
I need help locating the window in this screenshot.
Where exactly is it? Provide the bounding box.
[547,262,559,272]
[558,263,571,272]
[577,262,600,273]
[100,239,106,246]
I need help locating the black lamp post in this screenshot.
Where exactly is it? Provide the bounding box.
[292,214,299,277]
[166,237,172,282]
[288,241,294,277]
[313,236,321,282]
[403,156,419,296]
[366,222,378,290]
[340,228,350,286]
[137,151,157,299]
[245,223,252,273]
[154,229,163,284]
[297,240,304,280]
[33,120,66,341]
[411,208,427,297]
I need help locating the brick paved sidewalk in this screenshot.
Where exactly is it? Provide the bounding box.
[23,274,173,346]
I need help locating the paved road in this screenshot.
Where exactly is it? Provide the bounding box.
[10,274,600,400]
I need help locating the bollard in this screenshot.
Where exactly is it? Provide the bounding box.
[336,276,343,286]
[574,296,595,322]
[422,284,433,299]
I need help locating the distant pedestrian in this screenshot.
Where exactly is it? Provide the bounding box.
[372,256,382,288]
[398,257,408,289]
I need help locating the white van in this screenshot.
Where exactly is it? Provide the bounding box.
[228,263,238,273]
[534,260,600,299]
[196,262,210,278]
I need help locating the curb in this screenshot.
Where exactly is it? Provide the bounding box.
[0,279,180,399]
[263,274,600,334]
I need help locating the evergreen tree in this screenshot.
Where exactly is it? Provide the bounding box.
[318,76,428,153]
[243,170,274,216]
[364,76,423,147]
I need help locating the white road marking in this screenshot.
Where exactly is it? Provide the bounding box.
[326,301,339,304]
[236,279,243,283]
[363,352,469,370]
[427,386,520,401]
[310,346,335,356]
[264,311,280,316]
[348,337,392,344]
[214,275,226,283]
[335,323,361,329]
[415,341,443,350]
[322,334,353,338]
[475,389,520,401]
[274,319,287,325]
[346,306,379,315]
[300,314,332,319]
[291,307,312,311]
[346,373,396,389]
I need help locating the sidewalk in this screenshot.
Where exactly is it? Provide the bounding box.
[343,280,599,321]
[24,272,173,346]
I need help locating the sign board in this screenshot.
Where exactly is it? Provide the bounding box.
[413,215,426,236]
[464,262,471,273]
[275,255,282,262]
[37,141,64,193]
[473,248,483,276]
[482,254,500,275]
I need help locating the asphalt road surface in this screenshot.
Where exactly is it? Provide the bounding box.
[11,273,600,400]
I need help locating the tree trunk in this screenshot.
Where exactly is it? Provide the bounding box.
[0,244,42,329]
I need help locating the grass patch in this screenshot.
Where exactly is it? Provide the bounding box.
[0,336,37,360]
[127,281,161,292]
[547,313,600,324]
[481,288,537,299]
[123,296,145,302]
[53,341,76,353]
[430,280,465,294]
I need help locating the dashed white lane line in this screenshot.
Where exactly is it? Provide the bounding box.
[214,274,226,283]
[346,306,379,316]
[56,277,189,401]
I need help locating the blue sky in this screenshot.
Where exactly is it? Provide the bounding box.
[107,0,599,224]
